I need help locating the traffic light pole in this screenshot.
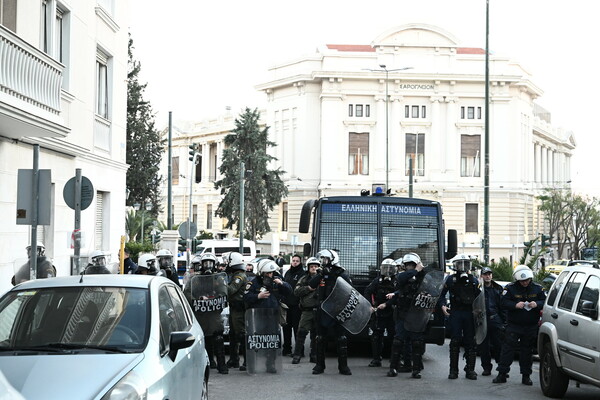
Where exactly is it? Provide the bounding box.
[187,144,199,267]
[239,161,244,254]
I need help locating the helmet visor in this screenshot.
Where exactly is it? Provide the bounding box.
[380,264,397,277]
[94,256,106,267]
[454,260,471,272]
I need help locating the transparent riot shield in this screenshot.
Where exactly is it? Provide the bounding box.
[245,308,282,375]
[321,277,372,335]
[12,257,56,285]
[189,273,228,335]
[404,269,445,333]
[473,278,487,345]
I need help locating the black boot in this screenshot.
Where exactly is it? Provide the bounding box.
[465,347,477,380]
[448,339,460,379]
[312,335,326,374]
[206,336,217,369]
[387,338,402,377]
[522,374,533,386]
[292,329,308,364]
[411,340,424,379]
[368,332,382,367]
[493,373,508,383]
[337,335,352,375]
[215,335,228,374]
[226,340,240,368]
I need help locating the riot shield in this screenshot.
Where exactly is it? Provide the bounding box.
[404,269,445,333]
[321,277,372,335]
[12,257,56,285]
[473,278,487,345]
[245,308,282,375]
[189,273,228,335]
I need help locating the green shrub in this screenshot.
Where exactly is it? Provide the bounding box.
[125,241,154,263]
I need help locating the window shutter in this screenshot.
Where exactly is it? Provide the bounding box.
[95,192,104,250]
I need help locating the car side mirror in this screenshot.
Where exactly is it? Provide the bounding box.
[581,301,599,320]
[168,331,195,361]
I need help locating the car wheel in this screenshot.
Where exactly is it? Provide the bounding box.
[200,373,208,400]
[539,341,569,398]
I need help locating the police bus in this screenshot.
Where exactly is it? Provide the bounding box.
[299,193,457,343]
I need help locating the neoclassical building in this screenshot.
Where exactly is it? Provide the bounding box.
[0,0,129,292]
[162,24,574,261]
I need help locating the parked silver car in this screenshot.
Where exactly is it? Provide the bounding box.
[0,275,209,399]
[538,265,600,397]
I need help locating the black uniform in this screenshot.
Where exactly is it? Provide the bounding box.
[478,280,505,375]
[364,274,396,367]
[292,272,319,363]
[282,262,305,355]
[494,280,546,384]
[12,257,56,285]
[438,272,481,380]
[386,268,426,377]
[83,264,111,274]
[226,269,248,370]
[308,265,353,375]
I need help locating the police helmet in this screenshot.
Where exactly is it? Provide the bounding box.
[513,265,533,281]
[26,242,46,257]
[257,259,279,275]
[402,253,422,270]
[452,254,471,272]
[200,253,218,273]
[89,250,106,267]
[380,258,397,277]
[228,252,245,270]
[306,257,321,268]
[156,249,173,268]
[137,253,157,273]
[394,257,406,271]
[191,255,203,272]
[317,249,341,268]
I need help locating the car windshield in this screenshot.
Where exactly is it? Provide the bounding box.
[0,286,148,353]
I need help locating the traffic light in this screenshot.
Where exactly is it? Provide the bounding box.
[541,234,552,247]
[188,144,197,163]
[178,238,187,254]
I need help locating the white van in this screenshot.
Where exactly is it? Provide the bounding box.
[195,239,256,262]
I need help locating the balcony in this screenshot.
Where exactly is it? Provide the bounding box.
[0,25,69,139]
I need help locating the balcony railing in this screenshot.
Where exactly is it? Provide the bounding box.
[0,24,67,138]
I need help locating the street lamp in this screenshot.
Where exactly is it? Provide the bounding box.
[366,65,412,189]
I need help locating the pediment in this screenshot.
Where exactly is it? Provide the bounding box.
[371,24,459,49]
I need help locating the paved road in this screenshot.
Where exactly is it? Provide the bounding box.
[208,340,600,400]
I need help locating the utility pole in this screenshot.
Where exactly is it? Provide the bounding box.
[483,0,491,264]
[239,161,245,254]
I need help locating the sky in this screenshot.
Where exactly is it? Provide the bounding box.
[127,0,600,197]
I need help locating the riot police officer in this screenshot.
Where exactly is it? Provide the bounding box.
[135,253,159,275]
[12,242,56,285]
[478,266,505,376]
[183,252,229,374]
[226,252,248,371]
[156,249,181,286]
[384,253,427,378]
[292,257,321,364]
[282,254,305,356]
[83,250,111,274]
[308,249,353,375]
[493,265,546,386]
[365,258,397,367]
[439,254,480,380]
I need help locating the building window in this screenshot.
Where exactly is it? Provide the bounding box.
[95,191,108,250]
[206,204,213,230]
[461,106,483,120]
[356,105,363,117]
[465,203,478,233]
[348,104,353,117]
[281,202,288,232]
[405,105,426,119]
[412,105,419,118]
[96,50,110,120]
[192,205,197,225]
[42,1,70,89]
[405,133,425,176]
[461,135,481,177]
[348,132,369,175]
[365,105,370,117]
[172,157,179,185]
[209,143,217,182]
[477,107,482,119]
[1,0,17,31]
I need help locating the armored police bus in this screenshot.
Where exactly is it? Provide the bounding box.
[299,194,457,343]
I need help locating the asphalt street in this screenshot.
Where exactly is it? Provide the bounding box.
[208,340,600,400]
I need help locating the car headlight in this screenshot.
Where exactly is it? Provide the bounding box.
[101,370,147,400]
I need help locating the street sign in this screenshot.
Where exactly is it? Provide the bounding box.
[16,169,52,225]
[63,176,94,210]
[178,221,197,240]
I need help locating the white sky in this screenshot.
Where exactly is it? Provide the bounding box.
[128,0,600,197]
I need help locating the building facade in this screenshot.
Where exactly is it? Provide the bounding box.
[0,0,129,293]
[162,24,574,261]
